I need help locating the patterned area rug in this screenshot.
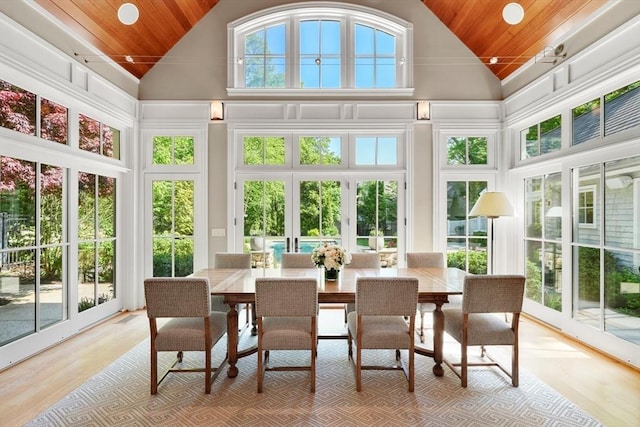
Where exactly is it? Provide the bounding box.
[26,327,602,427]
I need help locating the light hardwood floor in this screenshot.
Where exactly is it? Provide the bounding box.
[0,309,638,427]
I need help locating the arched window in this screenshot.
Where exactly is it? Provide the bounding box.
[228,2,413,96]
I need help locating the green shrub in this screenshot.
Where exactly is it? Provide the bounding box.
[78,297,95,312]
[447,250,487,274]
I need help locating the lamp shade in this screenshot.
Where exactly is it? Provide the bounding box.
[546,206,562,217]
[469,192,514,218]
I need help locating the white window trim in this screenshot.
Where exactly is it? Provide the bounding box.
[227,1,413,97]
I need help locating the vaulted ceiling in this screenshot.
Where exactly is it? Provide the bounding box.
[31,0,613,81]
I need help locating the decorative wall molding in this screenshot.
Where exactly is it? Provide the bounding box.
[138,101,212,126]
[0,13,137,121]
[505,15,640,124]
[223,101,417,123]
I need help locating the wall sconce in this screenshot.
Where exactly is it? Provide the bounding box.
[210,101,224,120]
[417,101,430,120]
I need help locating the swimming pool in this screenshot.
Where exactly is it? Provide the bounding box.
[269,240,336,264]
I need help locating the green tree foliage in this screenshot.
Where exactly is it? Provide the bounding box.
[356,181,397,236]
[579,247,640,316]
[446,137,487,165]
[152,136,194,165]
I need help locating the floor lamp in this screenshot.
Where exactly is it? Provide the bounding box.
[468,192,514,275]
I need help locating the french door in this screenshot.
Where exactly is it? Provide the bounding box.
[235,173,404,269]
[144,173,205,278]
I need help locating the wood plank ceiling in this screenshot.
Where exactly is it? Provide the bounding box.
[34,0,607,80]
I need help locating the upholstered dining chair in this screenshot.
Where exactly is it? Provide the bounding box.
[406,252,449,343]
[347,277,419,392]
[345,252,381,269]
[144,277,228,395]
[281,252,316,268]
[214,252,252,324]
[344,252,381,320]
[442,274,526,387]
[255,277,318,393]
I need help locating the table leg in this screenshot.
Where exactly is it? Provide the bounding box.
[226,303,239,378]
[432,302,445,376]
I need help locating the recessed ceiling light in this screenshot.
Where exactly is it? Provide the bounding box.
[489,57,499,65]
[118,3,139,25]
[502,2,524,25]
[125,55,135,63]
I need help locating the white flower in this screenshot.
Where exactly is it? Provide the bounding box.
[311,243,351,270]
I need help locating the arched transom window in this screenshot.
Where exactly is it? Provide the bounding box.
[228,2,413,96]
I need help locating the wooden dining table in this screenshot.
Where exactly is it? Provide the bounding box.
[191,267,465,378]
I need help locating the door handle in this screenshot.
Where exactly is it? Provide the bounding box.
[294,237,299,252]
[286,237,290,252]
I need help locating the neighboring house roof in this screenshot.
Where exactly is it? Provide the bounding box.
[544,85,640,148]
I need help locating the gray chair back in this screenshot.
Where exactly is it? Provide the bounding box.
[406,252,444,268]
[355,277,418,316]
[255,277,318,317]
[345,253,381,268]
[462,274,525,314]
[144,277,210,318]
[214,252,251,269]
[280,253,316,269]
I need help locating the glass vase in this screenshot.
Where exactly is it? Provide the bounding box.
[324,268,339,281]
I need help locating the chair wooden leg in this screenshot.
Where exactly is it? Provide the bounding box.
[257,351,263,393]
[251,306,257,336]
[310,345,316,393]
[356,347,362,392]
[408,349,415,392]
[461,344,468,388]
[150,348,158,395]
[512,341,519,387]
[205,348,212,394]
